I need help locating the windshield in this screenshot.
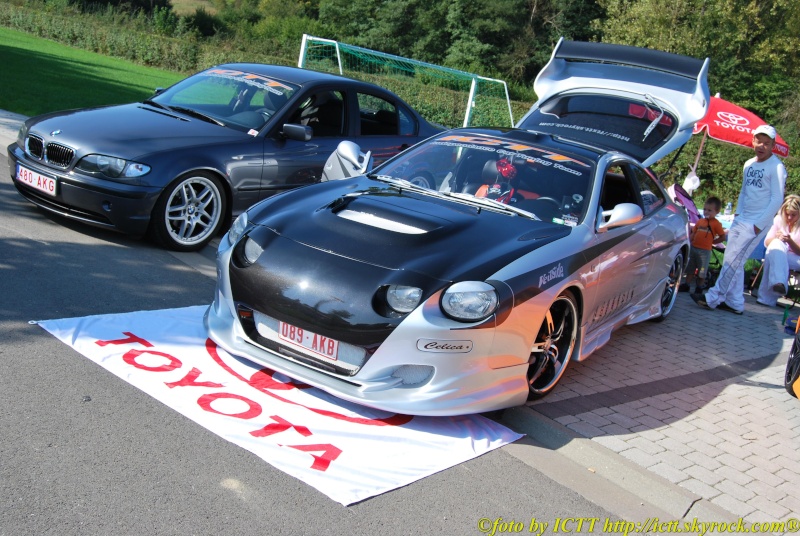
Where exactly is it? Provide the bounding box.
[152,68,299,133]
[518,94,677,162]
[374,132,594,226]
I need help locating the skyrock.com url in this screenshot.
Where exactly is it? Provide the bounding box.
[477,517,800,536]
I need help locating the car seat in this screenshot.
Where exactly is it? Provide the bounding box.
[299,92,344,137]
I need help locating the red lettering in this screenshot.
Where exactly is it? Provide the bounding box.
[248,368,310,391]
[197,392,262,419]
[287,444,342,471]
[165,367,223,389]
[250,415,312,438]
[96,332,153,348]
[205,338,413,426]
[123,348,181,372]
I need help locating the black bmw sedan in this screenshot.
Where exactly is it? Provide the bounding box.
[7,64,443,251]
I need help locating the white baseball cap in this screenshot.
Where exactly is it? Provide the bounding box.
[753,124,777,139]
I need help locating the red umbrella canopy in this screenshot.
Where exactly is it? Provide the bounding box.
[693,95,790,157]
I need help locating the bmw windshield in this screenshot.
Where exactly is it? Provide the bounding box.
[151,67,299,132]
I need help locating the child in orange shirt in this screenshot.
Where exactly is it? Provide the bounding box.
[680,196,726,293]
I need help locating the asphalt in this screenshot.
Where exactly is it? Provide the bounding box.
[3,110,798,525]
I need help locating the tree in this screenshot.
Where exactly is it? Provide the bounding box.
[597,0,799,197]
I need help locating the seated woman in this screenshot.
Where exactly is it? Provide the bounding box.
[756,194,800,306]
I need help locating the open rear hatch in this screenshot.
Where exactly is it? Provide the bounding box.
[517,38,710,167]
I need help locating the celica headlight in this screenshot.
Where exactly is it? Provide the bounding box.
[75,154,150,178]
[441,281,498,322]
[228,212,248,246]
[387,285,423,313]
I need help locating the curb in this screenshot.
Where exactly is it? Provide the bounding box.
[500,406,738,523]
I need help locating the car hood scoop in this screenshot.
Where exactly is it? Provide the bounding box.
[249,177,571,282]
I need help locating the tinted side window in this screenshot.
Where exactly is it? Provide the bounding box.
[631,166,666,215]
[358,93,399,136]
[289,90,345,137]
[398,106,417,136]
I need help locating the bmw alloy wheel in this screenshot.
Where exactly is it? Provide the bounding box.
[152,173,226,252]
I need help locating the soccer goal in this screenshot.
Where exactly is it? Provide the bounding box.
[298,34,514,129]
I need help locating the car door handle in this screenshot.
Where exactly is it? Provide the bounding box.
[646,237,655,248]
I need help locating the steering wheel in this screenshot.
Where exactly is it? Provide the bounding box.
[533,196,561,209]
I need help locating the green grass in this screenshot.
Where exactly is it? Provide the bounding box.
[170,0,216,16]
[0,27,184,117]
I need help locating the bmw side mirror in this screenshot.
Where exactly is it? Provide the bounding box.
[281,123,313,141]
[598,202,643,232]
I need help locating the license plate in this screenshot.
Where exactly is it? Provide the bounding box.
[278,321,339,361]
[16,164,57,197]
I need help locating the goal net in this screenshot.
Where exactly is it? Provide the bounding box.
[298,34,513,129]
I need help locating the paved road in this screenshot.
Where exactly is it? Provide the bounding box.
[3,110,799,531]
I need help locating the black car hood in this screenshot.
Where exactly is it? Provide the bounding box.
[26,103,244,160]
[248,176,571,284]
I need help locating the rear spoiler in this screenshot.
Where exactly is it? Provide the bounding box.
[552,39,707,81]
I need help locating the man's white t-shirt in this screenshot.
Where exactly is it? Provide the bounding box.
[736,154,787,231]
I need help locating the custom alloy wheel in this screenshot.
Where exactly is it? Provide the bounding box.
[407,171,435,189]
[527,290,578,399]
[652,252,684,322]
[785,335,800,398]
[152,172,226,252]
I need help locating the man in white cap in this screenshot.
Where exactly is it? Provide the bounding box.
[693,124,787,313]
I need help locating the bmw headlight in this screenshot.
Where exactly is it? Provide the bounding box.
[75,154,150,178]
[16,123,28,147]
[441,281,498,322]
[228,212,248,246]
[386,285,423,313]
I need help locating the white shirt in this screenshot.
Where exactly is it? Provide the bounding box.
[736,154,787,231]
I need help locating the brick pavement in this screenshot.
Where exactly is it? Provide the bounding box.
[527,291,800,523]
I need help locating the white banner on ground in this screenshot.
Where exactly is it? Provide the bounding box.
[37,306,522,505]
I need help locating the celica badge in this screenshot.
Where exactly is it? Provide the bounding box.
[417,339,473,353]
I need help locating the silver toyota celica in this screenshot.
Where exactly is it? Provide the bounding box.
[205,39,710,416]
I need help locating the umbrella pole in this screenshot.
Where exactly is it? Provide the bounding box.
[691,130,709,172]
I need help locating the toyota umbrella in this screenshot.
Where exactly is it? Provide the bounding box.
[691,93,790,169]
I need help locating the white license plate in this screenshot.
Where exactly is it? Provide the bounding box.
[16,164,57,197]
[278,321,339,361]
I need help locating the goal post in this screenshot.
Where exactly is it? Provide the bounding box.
[298,34,514,129]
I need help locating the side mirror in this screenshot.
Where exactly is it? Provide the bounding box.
[598,202,643,232]
[321,141,373,182]
[281,123,313,141]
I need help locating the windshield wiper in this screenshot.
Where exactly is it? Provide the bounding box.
[447,192,538,219]
[374,175,444,196]
[169,106,226,127]
[641,94,664,142]
[142,99,169,111]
